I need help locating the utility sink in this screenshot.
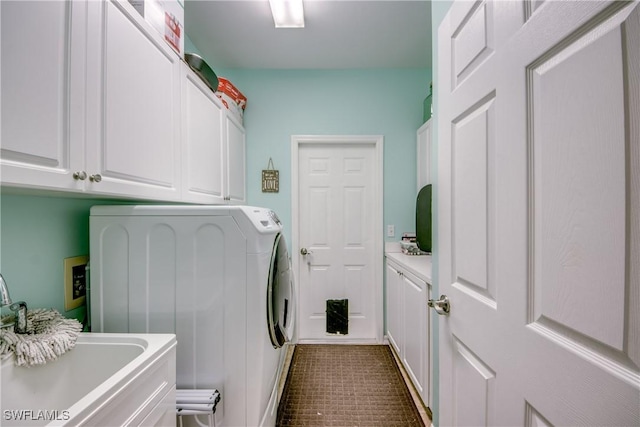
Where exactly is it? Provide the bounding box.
[1,333,177,426]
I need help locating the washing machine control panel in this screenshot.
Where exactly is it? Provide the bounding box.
[242,207,282,231]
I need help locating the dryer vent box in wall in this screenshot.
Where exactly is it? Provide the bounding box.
[326,299,348,335]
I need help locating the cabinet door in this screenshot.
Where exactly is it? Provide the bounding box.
[416,119,432,191]
[401,269,429,404]
[181,65,225,204]
[85,0,180,201]
[385,261,403,355]
[224,114,245,204]
[1,0,86,191]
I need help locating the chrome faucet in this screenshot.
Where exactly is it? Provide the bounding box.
[0,274,12,307]
[0,274,28,334]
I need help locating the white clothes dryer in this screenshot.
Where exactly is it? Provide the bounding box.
[90,205,294,427]
[244,208,294,427]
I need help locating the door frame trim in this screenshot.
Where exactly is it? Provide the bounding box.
[291,135,384,344]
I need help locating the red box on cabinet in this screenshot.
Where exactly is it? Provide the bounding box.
[217,77,247,110]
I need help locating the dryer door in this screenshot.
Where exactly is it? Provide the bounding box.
[267,233,293,348]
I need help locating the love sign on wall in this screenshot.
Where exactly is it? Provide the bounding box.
[262,158,279,193]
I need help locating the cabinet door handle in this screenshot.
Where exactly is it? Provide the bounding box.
[73,171,87,180]
[89,174,102,183]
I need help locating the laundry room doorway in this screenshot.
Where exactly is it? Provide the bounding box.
[292,135,384,343]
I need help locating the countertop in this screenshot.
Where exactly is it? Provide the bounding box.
[385,242,432,284]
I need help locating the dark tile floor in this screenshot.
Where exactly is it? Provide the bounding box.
[276,344,425,427]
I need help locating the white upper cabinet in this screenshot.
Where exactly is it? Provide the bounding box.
[1,0,182,201]
[224,113,246,204]
[1,0,245,204]
[0,0,87,191]
[181,64,225,204]
[181,63,246,205]
[84,0,181,201]
[416,118,432,192]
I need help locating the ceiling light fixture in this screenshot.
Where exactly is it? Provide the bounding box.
[269,0,305,28]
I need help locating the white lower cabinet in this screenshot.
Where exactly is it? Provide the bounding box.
[401,267,429,402]
[386,257,430,408]
[386,262,404,355]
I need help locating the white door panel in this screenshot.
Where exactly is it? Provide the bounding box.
[438,0,639,425]
[452,339,496,427]
[85,0,181,200]
[225,114,246,203]
[386,263,403,354]
[182,66,225,203]
[100,1,177,184]
[0,0,86,190]
[402,270,428,398]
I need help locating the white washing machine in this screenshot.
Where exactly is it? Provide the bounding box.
[90,205,294,427]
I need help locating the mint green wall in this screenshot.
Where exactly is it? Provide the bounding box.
[430,1,453,425]
[0,194,117,326]
[217,68,431,245]
[185,33,204,58]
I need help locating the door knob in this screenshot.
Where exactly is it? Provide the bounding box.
[89,174,102,183]
[428,295,450,315]
[300,248,312,256]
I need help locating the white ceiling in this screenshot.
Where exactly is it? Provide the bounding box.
[185,0,432,70]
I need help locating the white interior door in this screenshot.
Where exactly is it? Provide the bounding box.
[437,1,639,425]
[293,136,383,343]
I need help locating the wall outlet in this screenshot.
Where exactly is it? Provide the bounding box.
[387,224,395,238]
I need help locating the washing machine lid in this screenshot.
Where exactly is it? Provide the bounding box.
[267,233,293,348]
